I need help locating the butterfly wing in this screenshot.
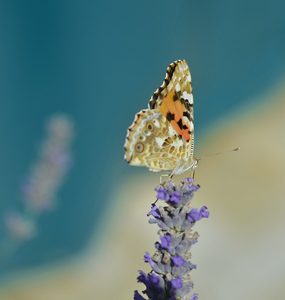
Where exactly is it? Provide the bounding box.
[149,60,194,157]
[124,60,195,174]
[124,109,189,172]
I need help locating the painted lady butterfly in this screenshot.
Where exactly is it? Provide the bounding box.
[124,60,197,176]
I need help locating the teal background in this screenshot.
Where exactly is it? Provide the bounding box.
[0,0,284,276]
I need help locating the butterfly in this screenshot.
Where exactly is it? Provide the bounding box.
[124,60,197,177]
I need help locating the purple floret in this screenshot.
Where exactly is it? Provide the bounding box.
[183,177,194,184]
[172,255,186,267]
[171,277,183,290]
[134,290,146,300]
[187,208,201,222]
[190,293,199,300]
[144,252,156,269]
[169,191,182,205]
[160,233,172,250]
[155,186,170,201]
[137,271,148,285]
[149,205,161,219]
[199,206,209,218]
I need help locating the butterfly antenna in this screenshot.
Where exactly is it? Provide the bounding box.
[196,147,240,160]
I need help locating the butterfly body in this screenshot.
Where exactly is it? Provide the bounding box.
[124,60,196,176]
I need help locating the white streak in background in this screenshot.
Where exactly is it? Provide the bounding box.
[4,114,74,242]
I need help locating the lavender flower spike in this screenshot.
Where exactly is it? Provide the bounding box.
[134,178,209,300]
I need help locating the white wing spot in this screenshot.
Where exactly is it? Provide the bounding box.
[155,137,165,147]
[173,138,183,147]
[182,91,191,102]
[188,94,194,105]
[168,126,177,137]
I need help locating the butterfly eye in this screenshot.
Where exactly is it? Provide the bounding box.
[135,142,144,153]
[146,122,154,131]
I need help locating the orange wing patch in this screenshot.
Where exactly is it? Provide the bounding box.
[159,90,191,142]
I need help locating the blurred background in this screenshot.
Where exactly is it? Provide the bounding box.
[0,0,284,299]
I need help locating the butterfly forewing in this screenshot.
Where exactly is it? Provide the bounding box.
[149,60,194,145]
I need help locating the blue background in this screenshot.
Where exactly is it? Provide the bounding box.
[0,0,284,276]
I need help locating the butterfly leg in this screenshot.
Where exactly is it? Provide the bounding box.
[192,168,196,179]
[160,173,171,184]
[192,158,199,180]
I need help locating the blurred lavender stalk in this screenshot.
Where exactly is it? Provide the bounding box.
[21,114,74,213]
[134,178,209,300]
[1,114,74,254]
